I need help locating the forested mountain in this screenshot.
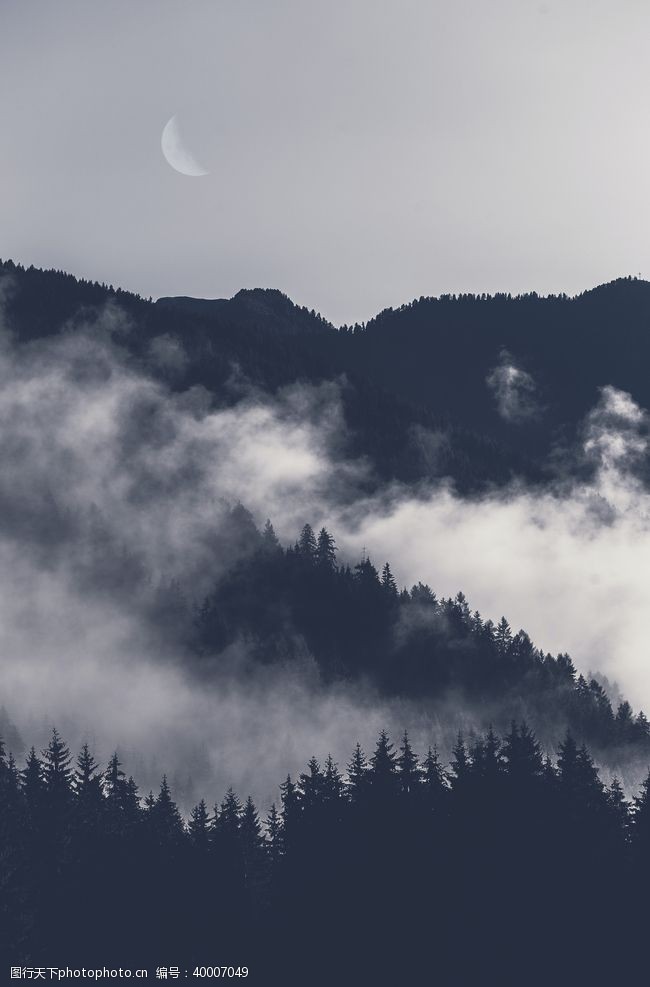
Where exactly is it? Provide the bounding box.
[2,259,650,766]
[193,514,650,765]
[3,259,650,977]
[9,261,650,493]
[1,723,648,981]
[1,259,521,493]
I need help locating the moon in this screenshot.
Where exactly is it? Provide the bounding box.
[161,115,209,177]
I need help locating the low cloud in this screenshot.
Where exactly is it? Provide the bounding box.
[486,348,541,423]
[333,385,650,719]
[2,293,650,805]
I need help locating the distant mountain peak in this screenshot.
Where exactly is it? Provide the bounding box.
[156,286,333,335]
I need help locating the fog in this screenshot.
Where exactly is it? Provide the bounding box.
[2,293,650,807]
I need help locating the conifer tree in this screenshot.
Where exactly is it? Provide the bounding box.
[503,721,543,782]
[149,776,184,845]
[298,757,324,812]
[422,746,447,809]
[495,616,513,655]
[369,730,398,794]
[261,519,281,552]
[74,743,104,832]
[188,799,210,849]
[122,776,141,822]
[21,746,45,812]
[607,778,631,845]
[322,754,345,801]
[632,769,650,863]
[41,728,73,811]
[104,752,126,802]
[381,562,398,598]
[298,523,317,558]
[241,796,263,852]
[316,528,337,569]
[0,736,20,815]
[75,743,102,799]
[397,731,422,795]
[240,796,265,889]
[481,726,504,782]
[347,743,369,801]
[279,775,300,850]
[450,732,470,784]
[265,803,283,865]
[218,787,243,838]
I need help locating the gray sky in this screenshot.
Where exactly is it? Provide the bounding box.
[2,0,650,324]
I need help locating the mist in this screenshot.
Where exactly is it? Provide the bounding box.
[2,292,650,807]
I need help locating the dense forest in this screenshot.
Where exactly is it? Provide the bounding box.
[6,260,650,493]
[3,260,650,979]
[193,513,650,764]
[0,259,528,494]
[1,723,649,981]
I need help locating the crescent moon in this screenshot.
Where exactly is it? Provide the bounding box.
[161,115,209,177]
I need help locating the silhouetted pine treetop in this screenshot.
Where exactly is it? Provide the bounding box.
[195,518,650,761]
[2,721,650,976]
[1,720,646,831]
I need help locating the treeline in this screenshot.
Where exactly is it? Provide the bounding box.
[196,517,650,760]
[0,258,540,493]
[1,723,649,980]
[7,259,650,493]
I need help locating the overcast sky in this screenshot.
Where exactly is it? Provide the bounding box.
[2,0,650,324]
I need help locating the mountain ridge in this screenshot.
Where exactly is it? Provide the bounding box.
[4,259,650,493]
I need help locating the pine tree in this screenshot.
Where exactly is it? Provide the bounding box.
[369,730,398,794]
[217,788,243,840]
[21,746,45,812]
[381,562,398,598]
[556,731,579,785]
[397,731,422,795]
[481,726,504,782]
[615,701,635,743]
[354,557,380,588]
[279,775,300,850]
[557,732,605,826]
[495,616,513,655]
[149,776,184,845]
[265,803,283,864]
[298,757,324,812]
[632,770,650,860]
[75,744,102,798]
[240,796,265,886]
[454,591,471,624]
[298,523,317,558]
[450,732,470,784]
[316,528,337,569]
[122,776,141,822]
[410,582,436,606]
[503,721,543,782]
[347,743,369,801]
[0,736,20,811]
[635,711,650,741]
[74,743,104,827]
[423,747,447,809]
[261,519,281,552]
[188,799,210,850]
[41,728,73,810]
[104,752,126,802]
[322,754,345,801]
[607,778,631,845]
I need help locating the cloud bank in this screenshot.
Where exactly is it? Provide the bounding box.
[2,294,650,805]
